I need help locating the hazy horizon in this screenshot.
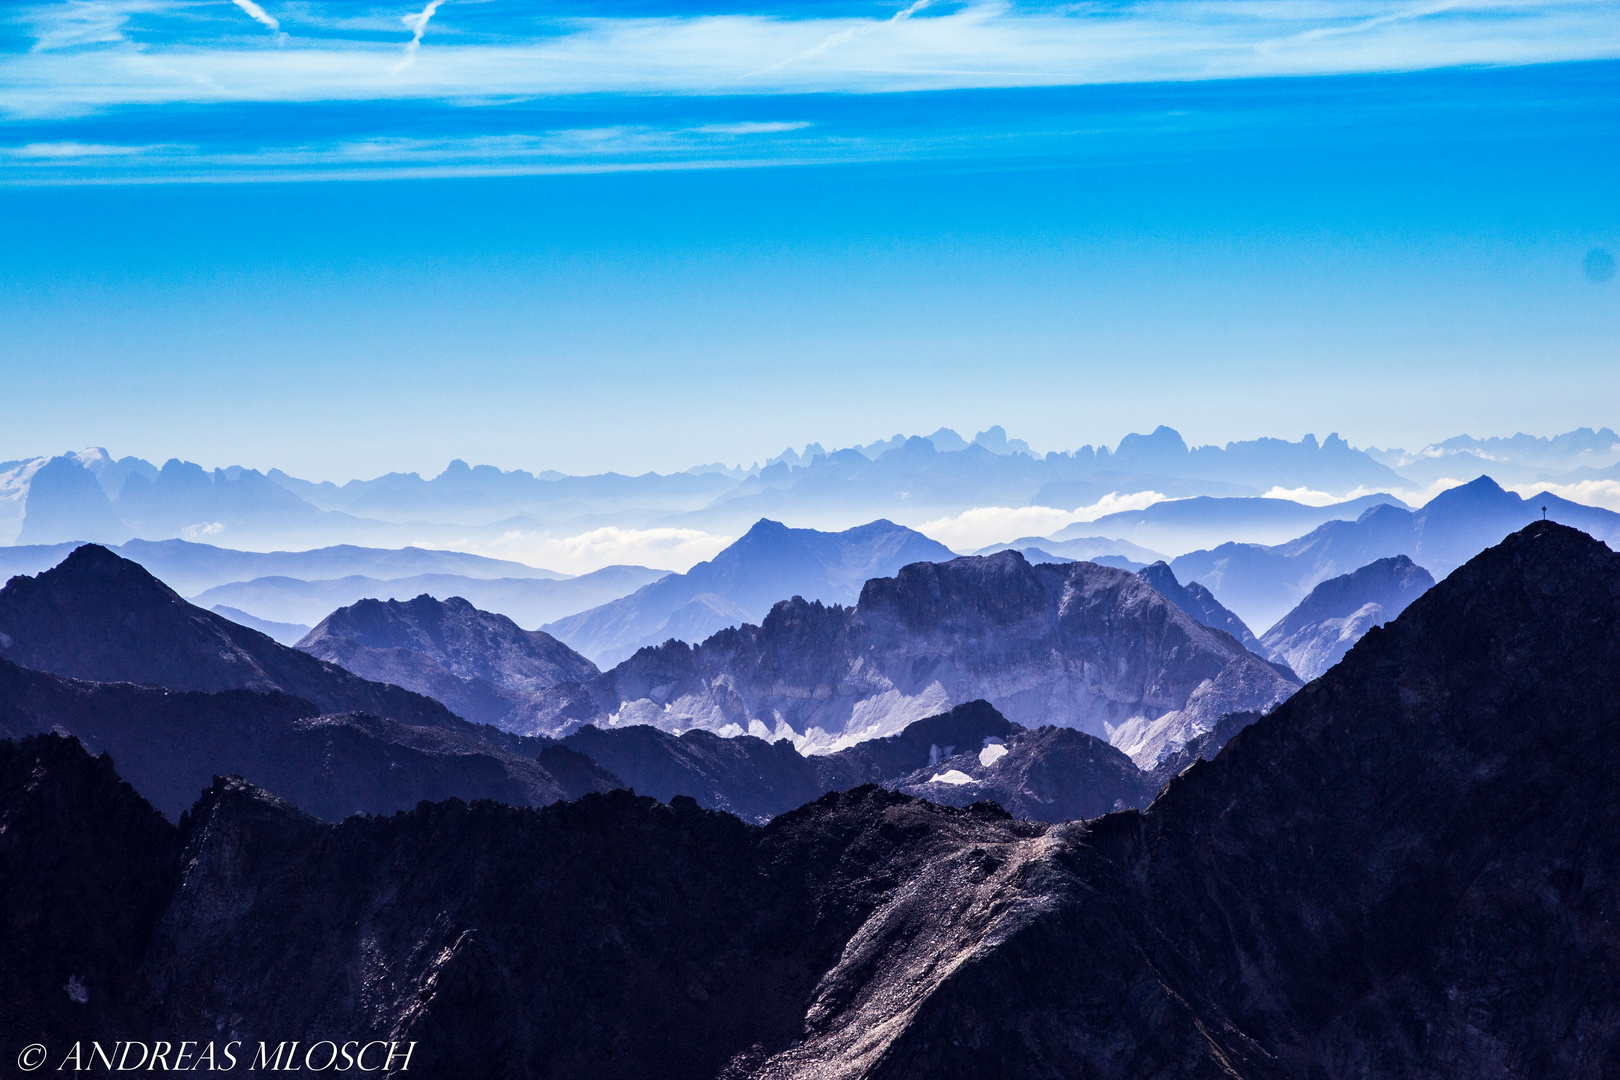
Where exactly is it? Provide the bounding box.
[2,4,1615,481]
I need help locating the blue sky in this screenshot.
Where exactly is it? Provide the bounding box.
[0,1,1616,480]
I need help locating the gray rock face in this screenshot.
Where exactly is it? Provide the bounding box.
[297,593,598,729]
[530,551,1300,765]
[544,518,954,667]
[1260,554,1435,679]
[8,521,1620,1079]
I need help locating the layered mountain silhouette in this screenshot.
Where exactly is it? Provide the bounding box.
[0,536,579,597]
[0,544,1260,825]
[193,565,666,633]
[1137,560,1264,653]
[531,550,1299,764]
[544,518,954,666]
[15,454,368,548]
[210,605,311,645]
[974,533,1165,568]
[7,522,1617,1077]
[297,594,598,729]
[0,545,465,731]
[0,659,616,821]
[1070,490,1407,552]
[1260,554,1434,679]
[1172,475,1620,628]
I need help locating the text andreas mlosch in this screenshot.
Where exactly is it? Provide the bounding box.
[19,1041,417,1072]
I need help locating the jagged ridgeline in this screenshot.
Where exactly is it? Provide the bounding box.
[4,521,1619,1077]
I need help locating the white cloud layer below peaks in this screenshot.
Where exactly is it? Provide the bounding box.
[915,491,1171,551]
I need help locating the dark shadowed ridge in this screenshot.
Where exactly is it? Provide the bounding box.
[0,545,467,732]
[0,658,619,821]
[4,522,1618,1077]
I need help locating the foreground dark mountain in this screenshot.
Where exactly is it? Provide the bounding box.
[6,522,1617,1077]
[532,550,1299,764]
[0,658,616,820]
[1172,475,1620,628]
[544,518,954,666]
[298,594,597,729]
[1260,554,1434,679]
[0,545,464,730]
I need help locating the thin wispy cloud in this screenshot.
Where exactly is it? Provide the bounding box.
[230,0,281,35]
[395,0,446,71]
[5,0,1618,117]
[746,0,934,78]
[27,0,167,52]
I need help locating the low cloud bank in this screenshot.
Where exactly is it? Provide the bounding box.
[916,491,1169,552]
[433,526,733,576]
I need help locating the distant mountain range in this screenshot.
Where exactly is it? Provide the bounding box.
[974,533,1165,568]
[1367,426,1620,485]
[0,535,570,595]
[193,564,667,630]
[12,426,1611,555]
[1171,476,1620,629]
[544,518,955,666]
[210,605,311,645]
[0,543,1262,829]
[9,522,1619,1077]
[1066,491,1408,554]
[528,550,1299,764]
